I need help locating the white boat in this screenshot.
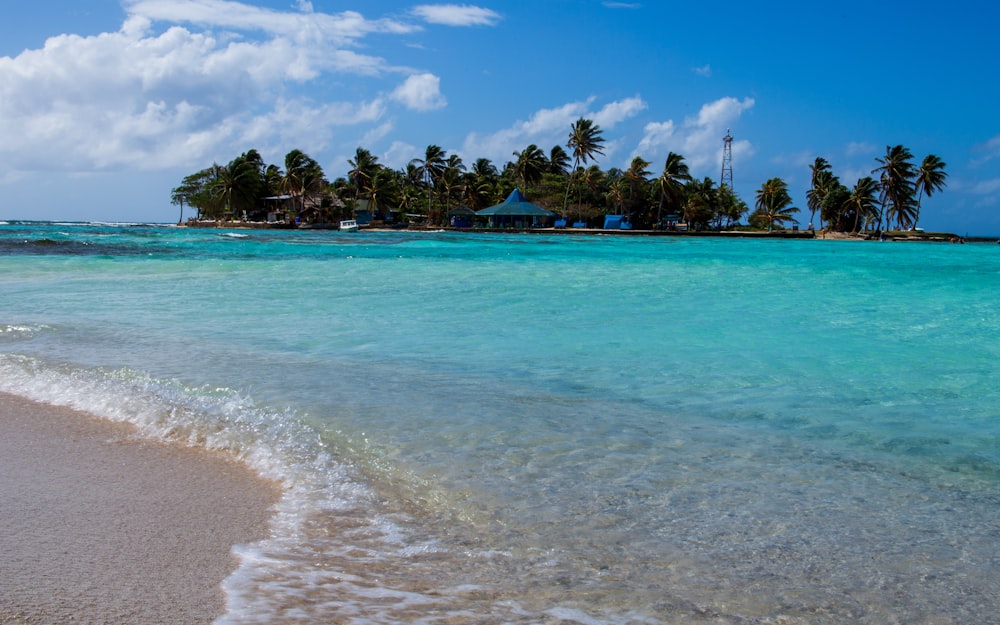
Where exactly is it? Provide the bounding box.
[339,219,359,232]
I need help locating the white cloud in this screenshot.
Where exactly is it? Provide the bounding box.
[681,96,755,171]
[634,120,676,160]
[0,1,431,176]
[461,96,646,166]
[411,4,502,26]
[627,96,754,176]
[693,64,712,77]
[125,0,417,43]
[593,96,647,128]
[383,140,419,169]
[391,73,447,111]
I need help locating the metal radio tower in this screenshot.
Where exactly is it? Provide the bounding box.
[720,129,733,190]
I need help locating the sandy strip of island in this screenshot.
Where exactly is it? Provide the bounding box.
[0,391,281,625]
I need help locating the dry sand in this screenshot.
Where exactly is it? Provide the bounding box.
[0,392,280,625]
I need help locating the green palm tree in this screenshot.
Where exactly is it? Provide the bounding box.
[348,147,381,200]
[843,176,881,233]
[465,158,499,210]
[624,156,651,222]
[606,177,626,215]
[873,145,917,231]
[581,164,606,206]
[913,154,948,229]
[368,167,397,220]
[282,149,325,215]
[806,157,832,230]
[753,177,799,231]
[548,145,570,176]
[513,144,546,193]
[684,177,719,230]
[440,154,466,217]
[263,164,283,197]
[563,118,606,215]
[716,184,747,228]
[215,154,263,220]
[656,151,692,224]
[409,145,447,218]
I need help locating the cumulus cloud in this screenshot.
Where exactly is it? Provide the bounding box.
[461,96,647,166]
[391,73,447,111]
[681,96,755,170]
[634,120,676,160]
[411,4,502,26]
[125,0,417,43]
[630,96,754,174]
[383,140,419,169]
[593,96,647,128]
[0,1,443,175]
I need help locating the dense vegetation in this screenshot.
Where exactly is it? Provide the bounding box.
[172,119,946,232]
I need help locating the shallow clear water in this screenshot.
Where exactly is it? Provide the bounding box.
[2,222,999,624]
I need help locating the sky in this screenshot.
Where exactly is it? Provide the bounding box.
[1,0,998,234]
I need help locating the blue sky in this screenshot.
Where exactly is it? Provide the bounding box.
[1,0,998,234]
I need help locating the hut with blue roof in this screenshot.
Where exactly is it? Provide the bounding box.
[475,188,556,229]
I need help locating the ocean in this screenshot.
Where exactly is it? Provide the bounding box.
[1,221,999,624]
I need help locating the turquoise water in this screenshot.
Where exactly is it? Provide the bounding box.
[2,222,999,624]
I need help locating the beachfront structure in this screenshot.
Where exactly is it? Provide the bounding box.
[475,188,556,229]
[721,129,733,190]
[447,205,476,228]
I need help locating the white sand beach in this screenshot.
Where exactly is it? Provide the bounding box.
[0,392,280,625]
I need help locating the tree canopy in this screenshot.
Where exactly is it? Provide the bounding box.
[172,122,946,233]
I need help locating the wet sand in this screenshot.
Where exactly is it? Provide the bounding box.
[0,392,280,625]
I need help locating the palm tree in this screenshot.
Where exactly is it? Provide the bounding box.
[605,177,626,215]
[440,154,466,216]
[563,118,606,214]
[753,177,799,231]
[624,156,651,222]
[409,145,447,218]
[684,177,719,230]
[368,167,397,220]
[843,177,881,233]
[215,154,263,220]
[348,147,380,200]
[465,158,500,210]
[807,157,832,230]
[512,144,546,193]
[580,164,606,205]
[716,184,747,228]
[873,145,917,231]
[548,145,570,176]
[656,151,692,224]
[282,149,325,215]
[913,154,948,229]
[263,164,283,197]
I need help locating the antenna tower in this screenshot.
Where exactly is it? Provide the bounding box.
[720,129,733,190]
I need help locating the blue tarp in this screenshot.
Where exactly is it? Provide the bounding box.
[603,215,632,230]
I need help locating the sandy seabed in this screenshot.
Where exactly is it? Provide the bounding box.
[0,392,280,625]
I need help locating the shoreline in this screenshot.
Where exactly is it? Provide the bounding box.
[0,392,281,625]
[177,219,991,241]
